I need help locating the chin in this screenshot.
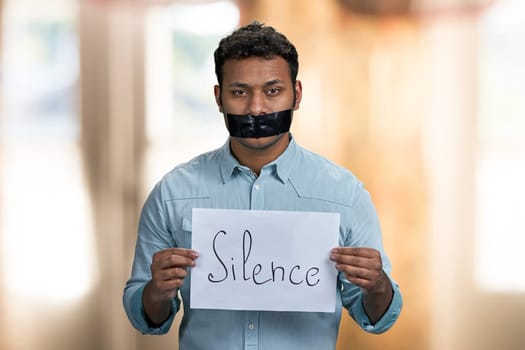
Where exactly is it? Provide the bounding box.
[234,134,285,151]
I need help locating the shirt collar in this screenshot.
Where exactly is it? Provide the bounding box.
[264,135,297,184]
[218,138,239,184]
[218,135,298,184]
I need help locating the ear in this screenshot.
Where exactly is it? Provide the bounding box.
[293,80,302,110]
[214,85,223,113]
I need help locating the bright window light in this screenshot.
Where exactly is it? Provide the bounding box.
[144,1,239,187]
[474,0,525,292]
[169,1,240,35]
[475,153,525,292]
[1,145,96,301]
[1,0,97,301]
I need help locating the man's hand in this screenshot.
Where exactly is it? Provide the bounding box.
[149,248,199,301]
[330,247,387,293]
[330,247,393,323]
[143,248,199,326]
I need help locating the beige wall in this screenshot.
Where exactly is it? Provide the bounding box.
[0,1,5,349]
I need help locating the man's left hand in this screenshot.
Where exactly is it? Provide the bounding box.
[330,247,394,323]
[330,247,389,295]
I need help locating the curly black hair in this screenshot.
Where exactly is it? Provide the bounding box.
[214,21,299,86]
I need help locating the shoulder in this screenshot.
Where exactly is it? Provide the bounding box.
[155,148,222,199]
[289,145,365,207]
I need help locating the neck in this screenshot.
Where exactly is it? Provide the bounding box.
[230,133,290,176]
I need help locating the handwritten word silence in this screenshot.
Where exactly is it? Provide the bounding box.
[207,229,321,287]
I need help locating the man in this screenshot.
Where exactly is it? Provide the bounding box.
[123,21,402,349]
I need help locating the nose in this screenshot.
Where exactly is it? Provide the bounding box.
[247,91,267,116]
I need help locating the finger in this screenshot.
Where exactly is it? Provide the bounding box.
[164,277,185,290]
[330,253,370,268]
[155,266,187,281]
[167,254,198,268]
[153,264,191,284]
[153,258,194,273]
[346,276,377,291]
[168,266,189,280]
[331,247,379,258]
[153,250,199,270]
[336,264,376,282]
[336,265,382,292]
[170,248,199,259]
[165,248,200,259]
[330,249,382,271]
[154,278,185,295]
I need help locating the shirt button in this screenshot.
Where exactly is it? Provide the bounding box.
[254,184,260,191]
[248,323,255,330]
[365,325,375,332]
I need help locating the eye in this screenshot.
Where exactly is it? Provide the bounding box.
[231,89,247,96]
[266,87,281,96]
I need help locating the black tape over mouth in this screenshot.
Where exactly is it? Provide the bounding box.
[225,109,292,139]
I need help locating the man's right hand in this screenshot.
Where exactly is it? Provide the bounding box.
[142,248,199,326]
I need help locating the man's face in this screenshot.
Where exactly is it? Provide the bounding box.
[214,56,302,150]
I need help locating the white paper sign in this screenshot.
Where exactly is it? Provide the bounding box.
[190,208,340,313]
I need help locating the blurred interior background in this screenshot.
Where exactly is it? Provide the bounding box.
[0,0,524,349]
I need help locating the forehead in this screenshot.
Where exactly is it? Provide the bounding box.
[221,56,292,85]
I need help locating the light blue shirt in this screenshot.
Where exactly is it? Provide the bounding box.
[123,137,402,350]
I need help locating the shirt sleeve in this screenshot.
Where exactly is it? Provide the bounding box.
[122,180,181,334]
[348,278,403,334]
[340,182,403,334]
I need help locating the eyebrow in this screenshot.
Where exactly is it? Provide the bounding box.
[228,82,249,88]
[227,79,285,88]
[264,79,284,86]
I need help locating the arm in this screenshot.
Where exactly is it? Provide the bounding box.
[331,182,402,332]
[123,182,196,333]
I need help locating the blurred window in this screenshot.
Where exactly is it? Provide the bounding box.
[0,0,96,301]
[475,0,525,292]
[144,1,239,189]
